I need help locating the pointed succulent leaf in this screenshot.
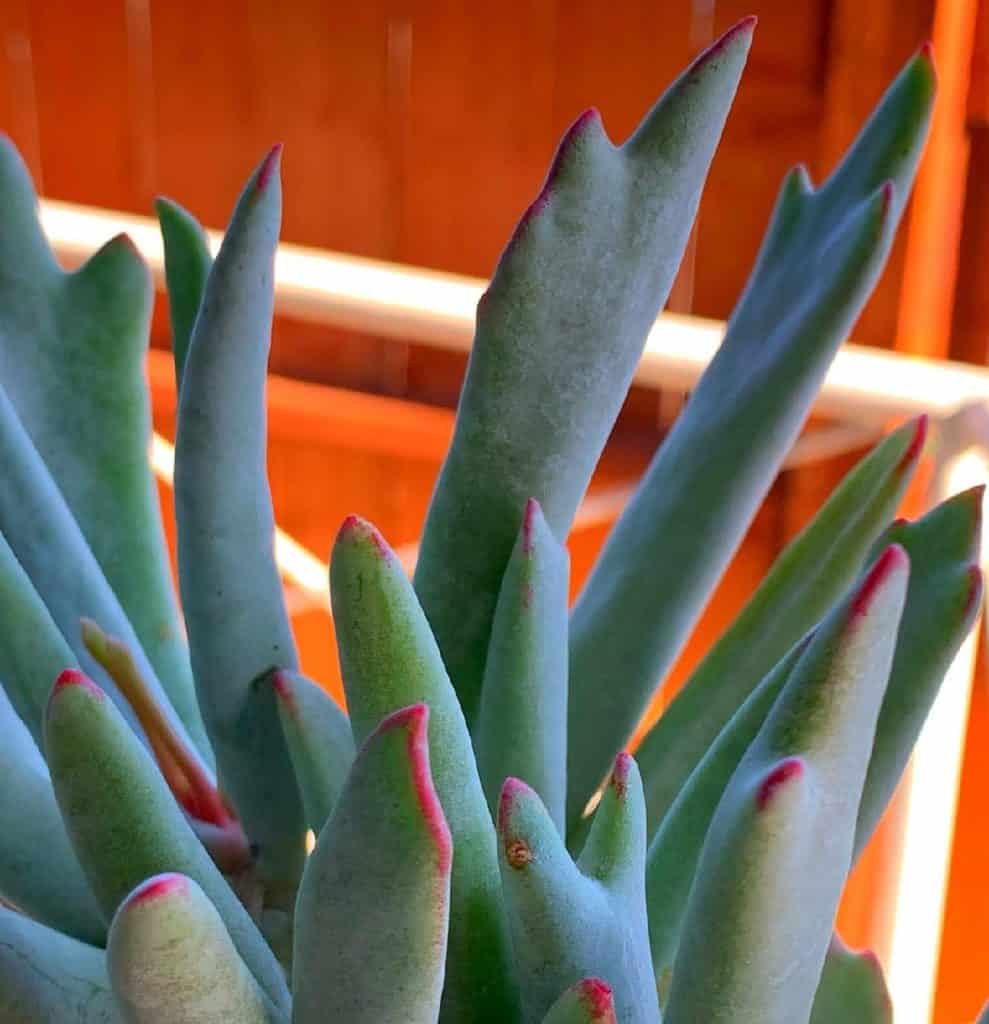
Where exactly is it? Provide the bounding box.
[0,383,209,759]
[0,138,202,743]
[0,527,79,745]
[567,51,934,829]
[498,756,660,1024]
[542,979,618,1024]
[44,670,291,1018]
[156,196,213,390]
[809,935,892,1024]
[414,20,755,724]
[293,704,451,1024]
[475,498,570,832]
[174,145,305,906]
[330,516,520,1023]
[666,546,909,1024]
[636,416,925,835]
[107,874,276,1024]
[0,906,118,1023]
[273,669,355,833]
[855,486,984,851]
[645,637,810,976]
[0,682,104,943]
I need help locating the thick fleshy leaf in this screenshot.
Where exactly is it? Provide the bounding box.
[475,498,570,831]
[498,756,659,1024]
[645,637,810,977]
[0,682,103,943]
[414,19,755,725]
[330,516,520,1023]
[646,488,983,976]
[567,51,935,829]
[855,487,983,850]
[293,704,451,1024]
[174,146,305,909]
[0,138,203,746]
[44,670,291,1018]
[156,197,213,390]
[635,416,925,836]
[809,935,892,1024]
[0,528,79,745]
[665,546,909,1024]
[0,906,118,1023]
[0,383,208,762]
[273,669,355,834]
[542,979,618,1024]
[107,874,275,1024]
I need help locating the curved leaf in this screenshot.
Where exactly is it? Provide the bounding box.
[293,704,451,1024]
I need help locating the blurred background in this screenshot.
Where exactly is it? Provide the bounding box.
[3,2,989,1021]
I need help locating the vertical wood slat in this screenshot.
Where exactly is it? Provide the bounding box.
[0,0,43,188]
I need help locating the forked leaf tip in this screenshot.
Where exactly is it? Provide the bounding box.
[755,756,805,811]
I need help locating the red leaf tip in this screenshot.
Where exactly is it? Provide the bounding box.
[756,757,805,810]
[128,873,188,906]
[337,514,392,559]
[610,752,633,798]
[897,414,928,472]
[498,777,533,833]
[521,497,541,554]
[256,143,283,192]
[378,704,451,874]
[690,15,757,72]
[850,544,909,621]
[578,978,615,1019]
[51,668,105,702]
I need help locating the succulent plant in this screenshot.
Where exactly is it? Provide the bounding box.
[0,16,983,1024]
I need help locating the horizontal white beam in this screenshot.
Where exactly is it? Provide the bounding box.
[40,198,989,429]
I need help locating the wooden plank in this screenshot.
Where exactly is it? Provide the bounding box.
[0,0,43,187]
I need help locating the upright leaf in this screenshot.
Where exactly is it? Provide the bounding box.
[45,670,291,1019]
[475,498,570,831]
[567,51,935,828]
[107,874,274,1024]
[635,416,925,835]
[174,146,305,909]
[293,705,451,1024]
[331,516,520,1023]
[810,936,892,1024]
[665,546,909,1023]
[0,138,202,743]
[414,19,755,724]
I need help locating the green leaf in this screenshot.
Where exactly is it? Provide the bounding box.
[475,498,570,832]
[174,146,305,908]
[635,416,924,837]
[0,384,206,762]
[0,906,118,1023]
[273,669,355,834]
[665,546,909,1023]
[107,874,276,1024]
[497,756,659,1024]
[156,197,213,391]
[414,19,755,725]
[567,50,935,830]
[644,636,810,976]
[542,979,618,1024]
[44,669,291,1019]
[330,516,520,1023]
[0,681,103,943]
[0,139,203,749]
[810,935,892,1024]
[855,486,984,851]
[293,704,451,1024]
